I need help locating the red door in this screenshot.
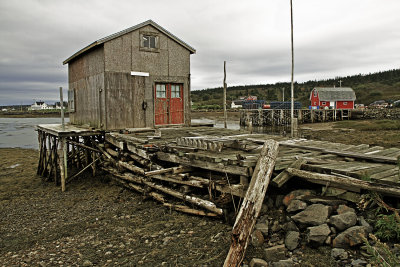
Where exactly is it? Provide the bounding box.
[155,83,184,125]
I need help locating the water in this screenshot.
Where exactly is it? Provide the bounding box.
[0,118,69,149]
[191,118,240,130]
[0,117,287,149]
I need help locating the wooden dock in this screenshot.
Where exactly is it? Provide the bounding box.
[240,109,351,127]
[36,124,400,216]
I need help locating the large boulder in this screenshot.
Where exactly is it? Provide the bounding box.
[332,226,368,248]
[307,224,331,245]
[291,204,331,226]
[329,211,357,231]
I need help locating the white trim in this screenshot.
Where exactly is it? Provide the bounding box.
[131,71,149,77]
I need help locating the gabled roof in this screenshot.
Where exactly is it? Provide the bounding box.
[63,20,196,65]
[311,87,356,101]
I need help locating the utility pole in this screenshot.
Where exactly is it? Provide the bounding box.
[223,61,227,128]
[290,0,295,138]
[282,88,285,102]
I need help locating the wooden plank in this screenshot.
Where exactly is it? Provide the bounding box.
[126,143,151,160]
[342,144,369,152]
[355,164,396,177]
[279,141,398,164]
[118,161,145,175]
[111,132,149,144]
[223,140,279,267]
[370,167,399,180]
[156,151,249,176]
[150,174,205,188]
[272,158,307,187]
[287,168,400,197]
[371,147,400,157]
[380,175,399,184]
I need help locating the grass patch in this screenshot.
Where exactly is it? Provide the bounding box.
[333,120,400,131]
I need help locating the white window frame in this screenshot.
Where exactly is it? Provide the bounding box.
[171,84,181,98]
[156,84,166,98]
[140,32,159,52]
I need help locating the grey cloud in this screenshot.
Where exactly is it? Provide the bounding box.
[0,0,399,105]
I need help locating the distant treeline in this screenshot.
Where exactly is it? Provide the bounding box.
[191,68,400,109]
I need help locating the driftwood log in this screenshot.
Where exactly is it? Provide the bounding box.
[223,139,279,267]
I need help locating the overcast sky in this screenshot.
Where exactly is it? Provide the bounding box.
[0,0,399,105]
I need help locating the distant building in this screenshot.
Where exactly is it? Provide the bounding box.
[29,101,50,110]
[231,100,243,109]
[310,87,356,109]
[55,101,68,110]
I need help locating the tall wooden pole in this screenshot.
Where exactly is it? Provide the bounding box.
[290,0,295,138]
[223,61,227,128]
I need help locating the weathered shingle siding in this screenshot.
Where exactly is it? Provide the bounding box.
[102,25,191,129]
[68,46,105,128]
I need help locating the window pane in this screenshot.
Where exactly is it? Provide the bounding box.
[171,85,180,98]
[150,36,156,48]
[143,36,149,48]
[156,84,166,98]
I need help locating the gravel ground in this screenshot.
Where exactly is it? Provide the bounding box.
[0,148,232,266]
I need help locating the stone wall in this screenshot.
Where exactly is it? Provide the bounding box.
[351,108,400,120]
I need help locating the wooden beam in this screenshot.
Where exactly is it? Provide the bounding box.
[118,161,145,175]
[286,168,400,197]
[106,168,223,215]
[272,158,306,187]
[156,151,249,176]
[224,140,279,266]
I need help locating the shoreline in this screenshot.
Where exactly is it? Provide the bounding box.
[0,112,69,118]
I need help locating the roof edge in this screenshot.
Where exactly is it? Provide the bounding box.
[63,19,196,65]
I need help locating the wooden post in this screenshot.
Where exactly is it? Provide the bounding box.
[223,61,227,128]
[290,0,295,137]
[60,87,65,131]
[59,138,66,192]
[223,140,279,266]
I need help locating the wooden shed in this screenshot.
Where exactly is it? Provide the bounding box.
[63,20,196,130]
[310,87,356,110]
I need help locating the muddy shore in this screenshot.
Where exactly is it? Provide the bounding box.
[1,114,399,266]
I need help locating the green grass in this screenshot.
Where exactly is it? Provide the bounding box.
[333,120,400,131]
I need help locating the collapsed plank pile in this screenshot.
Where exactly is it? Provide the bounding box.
[36,124,400,265]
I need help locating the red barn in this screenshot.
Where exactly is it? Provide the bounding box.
[310,87,356,109]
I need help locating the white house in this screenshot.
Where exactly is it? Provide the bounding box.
[29,101,50,110]
[231,100,243,109]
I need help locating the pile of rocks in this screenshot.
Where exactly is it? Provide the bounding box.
[248,189,375,267]
[352,108,400,120]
